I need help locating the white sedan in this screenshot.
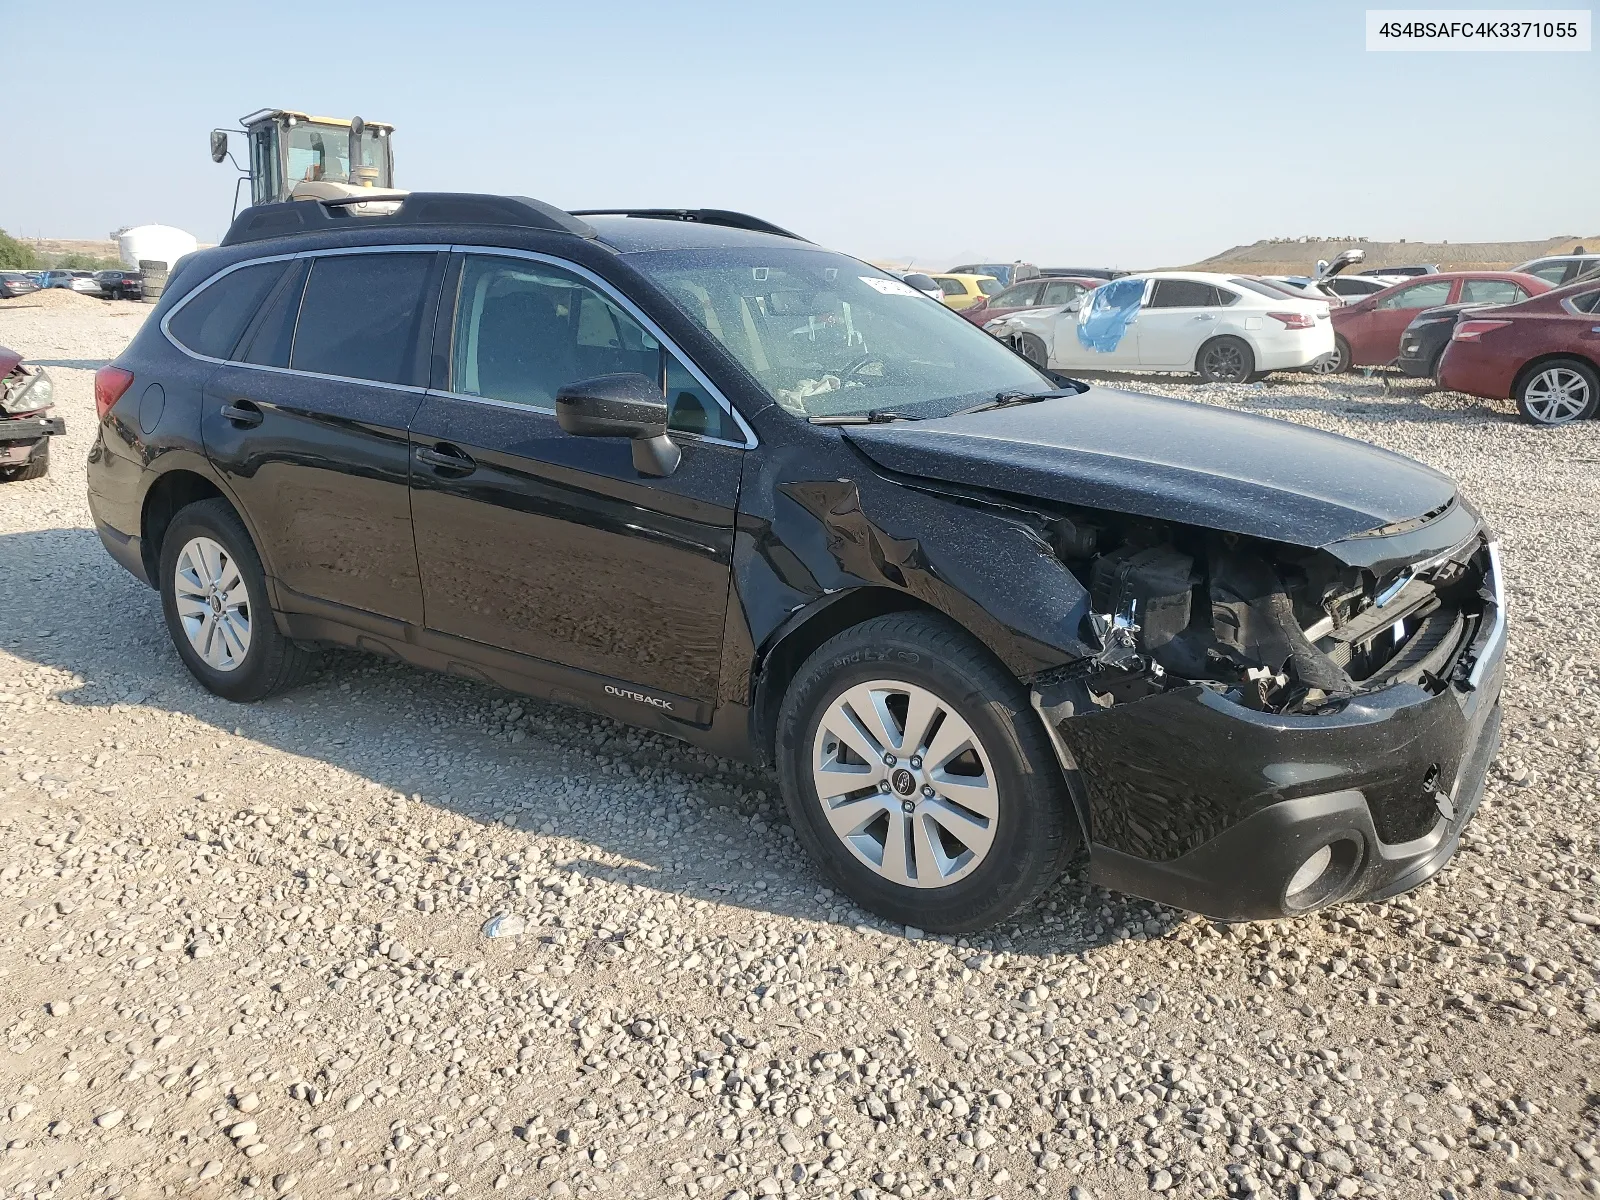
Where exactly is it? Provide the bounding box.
[984,271,1334,383]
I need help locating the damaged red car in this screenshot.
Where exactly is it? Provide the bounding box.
[1,346,64,480]
[86,194,1505,932]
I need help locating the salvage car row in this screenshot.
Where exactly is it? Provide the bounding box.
[904,249,1600,425]
[0,267,144,300]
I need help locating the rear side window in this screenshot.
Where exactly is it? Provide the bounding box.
[1459,279,1525,306]
[168,261,289,359]
[937,278,965,297]
[1040,281,1085,306]
[1526,260,1569,285]
[1377,280,1452,310]
[1148,279,1220,308]
[994,283,1042,307]
[238,261,310,368]
[1569,289,1600,314]
[290,253,436,385]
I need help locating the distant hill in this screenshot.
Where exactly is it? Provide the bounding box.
[1176,235,1597,276]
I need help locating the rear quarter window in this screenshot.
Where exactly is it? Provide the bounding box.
[167,261,289,359]
[289,253,437,385]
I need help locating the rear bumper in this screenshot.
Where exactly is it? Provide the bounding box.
[1038,542,1506,922]
[94,517,150,586]
[1438,342,1517,399]
[1396,335,1445,377]
[1253,325,1336,371]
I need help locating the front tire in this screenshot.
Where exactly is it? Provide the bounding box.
[158,498,318,702]
[775,612,1078,933]
[1515,359,1598,426]
[1016,333,1049,369]
[1196,336,1255,384]
[0,439,48,482]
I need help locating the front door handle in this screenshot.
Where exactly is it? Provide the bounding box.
[220,401,263,428]
[415,443,476,474]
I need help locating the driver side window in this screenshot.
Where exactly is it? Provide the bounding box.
[450,255,729,440]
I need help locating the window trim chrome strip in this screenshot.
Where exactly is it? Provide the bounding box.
[158,242,758,450]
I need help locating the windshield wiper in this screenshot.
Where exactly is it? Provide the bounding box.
[808,410,918,425]
[949,389,1076,418]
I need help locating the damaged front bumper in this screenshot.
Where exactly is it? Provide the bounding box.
[1033,542,1506,922]
[0,414,65,464]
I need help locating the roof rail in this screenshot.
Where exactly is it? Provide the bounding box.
[220,192,598,247]
[568,208,808,242]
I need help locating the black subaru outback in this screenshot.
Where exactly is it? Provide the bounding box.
[87,194,1505,933]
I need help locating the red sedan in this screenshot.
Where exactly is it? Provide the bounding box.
[1437,277,1600,425]
[962,276,1103,326]
[1325,271,1550,371]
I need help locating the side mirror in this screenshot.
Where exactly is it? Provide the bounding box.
[1064,299,1083,313]
[555,373,681,477]
[209,129,229,164]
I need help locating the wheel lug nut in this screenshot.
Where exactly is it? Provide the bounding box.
[879,781,891,793]
[901,800,914,813]
[921,785,934,797]
[882,753,896,767]
[909,756,922,769]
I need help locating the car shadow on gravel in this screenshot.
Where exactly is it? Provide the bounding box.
[0,527,1168,958]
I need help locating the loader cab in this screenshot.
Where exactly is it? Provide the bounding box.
[217,109,395,206]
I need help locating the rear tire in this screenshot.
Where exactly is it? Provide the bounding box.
[1514,359,1598,426]
[775,612,1078,933]
[1312,335,1352,375]
[158,498,318,702]
[1196,336,1255,384]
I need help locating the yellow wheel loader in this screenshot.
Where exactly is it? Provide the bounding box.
[211,110,404,215]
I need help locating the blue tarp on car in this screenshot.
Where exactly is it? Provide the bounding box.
[1077,277,1144,352]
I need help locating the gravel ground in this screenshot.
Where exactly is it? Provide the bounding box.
[1,297,1598,1200]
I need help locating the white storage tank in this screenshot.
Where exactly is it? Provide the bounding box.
[117,225,198,273]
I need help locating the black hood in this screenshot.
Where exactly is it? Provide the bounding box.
[842,388,1458,548]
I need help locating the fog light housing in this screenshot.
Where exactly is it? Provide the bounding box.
[1283,837,1362,911]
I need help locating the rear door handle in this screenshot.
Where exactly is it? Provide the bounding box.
[220,401,263,428]
[415,443,476,474]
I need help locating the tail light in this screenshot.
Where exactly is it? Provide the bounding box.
[1453,319,1512,342]
[1267,311,1316,330]
[94,365,135,420]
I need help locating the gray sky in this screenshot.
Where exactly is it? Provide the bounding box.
[3,0,1595,269]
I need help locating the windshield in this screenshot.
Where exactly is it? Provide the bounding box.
[629,247,1053,418]
[284,123,389,187]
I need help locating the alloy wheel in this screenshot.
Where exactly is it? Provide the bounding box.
[173,536,251,672]
[810,680,999,888]
[1522,367,1592,424]
[1201,341,1246,382]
